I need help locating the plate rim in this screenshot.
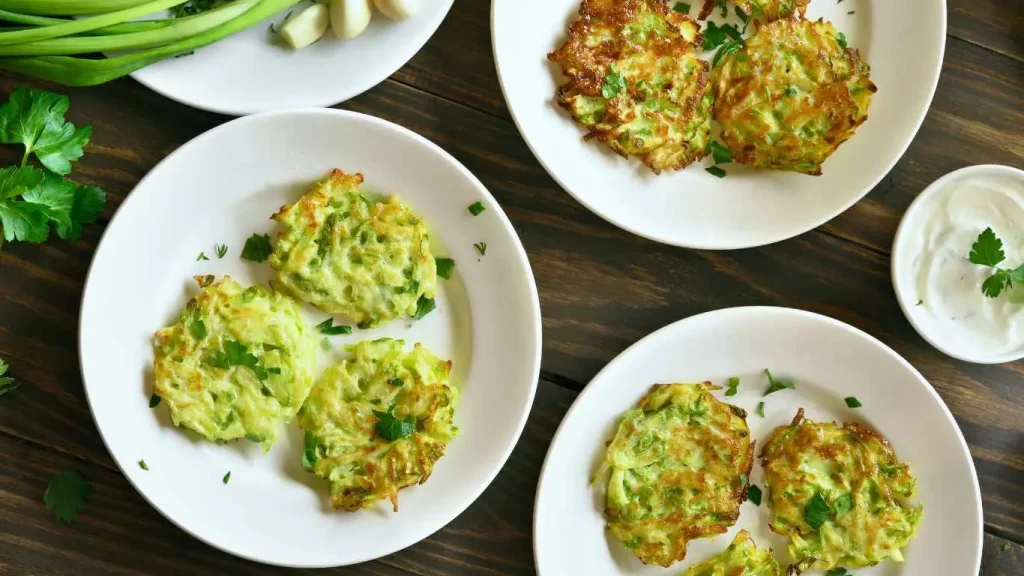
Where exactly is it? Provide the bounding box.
[77,107,543,567]
[490,0,949,250]
[132,0,455,116]
[531,305,983,574]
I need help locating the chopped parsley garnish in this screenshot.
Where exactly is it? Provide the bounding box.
[0,357,17,397]
[844,396,862,408]
[715,0,728,17]
[836,32,848,49]
[373,407,416,441]
[435,257,456,280]
[915,299,924,306]
[602,64,628,99]
[138,459,149,471]
[468,201,486,216]
[301,430,318,470]
[747,484,762,506]
[826,569,851,576]
[969,227,1024,298]
[196,252,209,261]
[724,376,740,397]
[703,21,742,51]
[389,377,404,387]
[316,318,352,335]
[706,166,727,178]
[673,2,691,13]
[222,471,231,484]
[757,401,765,417]
[215,243,228,258]
[240,233,272,263]
[204,340,276,381]
[189,319,208,340]
[709,141,732,164]
[44,470,90,523]
[804,492,833,530]
[763,369,795,396]
[833,493,853,514]
[847,10,855,14]
[412,296,436,320]
[149,394,161,408]
[474,242,488,256]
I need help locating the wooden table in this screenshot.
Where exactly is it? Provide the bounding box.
[1,1,1022,574]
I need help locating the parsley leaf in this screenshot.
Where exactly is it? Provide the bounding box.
[756,401,765,417]
[673,2,691,13]
[474,242,487,256]
[969,228,1024,298]
[0,87,91,175]
[412,296,436,320]
[724,376,740,397]
[316,318,352,335]
[602,65,628,99]
[706,166,727,178]
[703,21,742,51]
[241,233,272,262]
[436,257,456,280]
[763,369,795,396]
[196,251,209,261]
[709,141,732,164]
[747,484,762,506]
[389,377,404,387]
[44,470,90,523]
[804,492,833,530]
[468,201,485,216]
[834,493,853,514]
[0,357,18,396]
[215,243,228,258]
[373,407,416,441]
[844,396,862,408]
[138,459,149,471]
[836,32,848,49]
[189,319,208,340]
[302,430,318,470]
[222,471,231,484]
[149,394,161,408]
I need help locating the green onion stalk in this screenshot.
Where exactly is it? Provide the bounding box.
[0,0,303,86]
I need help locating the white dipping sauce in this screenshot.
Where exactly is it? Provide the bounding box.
[895,166,1024,362]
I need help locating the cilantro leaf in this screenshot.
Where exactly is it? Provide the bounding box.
[372,408,416,441]
[435,257,456,280]
[316,318,352,335]
[241,233,272,262]
[43,470,90,523]
[763,369,795,396]
[970,228,1005,266]
[804,492,833,530]
[302,430,319,470]
[844,396,862,408]
[0,87,91,176]
[468,201,485,216]
[0,357,17,396]
[747,484,762,506]
[725,376,740,397]
[412,296,436,320]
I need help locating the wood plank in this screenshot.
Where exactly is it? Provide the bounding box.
[949,0,1024,62]
[983,533,1024,576]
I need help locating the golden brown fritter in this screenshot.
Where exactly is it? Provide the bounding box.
[548,0,712,173]
[698,0,809,22]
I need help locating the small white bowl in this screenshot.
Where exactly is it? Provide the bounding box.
[892,164,1024,364]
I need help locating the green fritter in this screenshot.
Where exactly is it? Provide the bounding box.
[698,0,808,22]
[548,0,712,174]
[712,18,877,175]
[269,169,437,328]
[153,275,318,451]
[297,338,457,512]
[594,383,754,567]
[760,409,922,572]
[681,530,781,576]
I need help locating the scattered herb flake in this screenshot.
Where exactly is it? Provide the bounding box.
[833,493,853,515]
[436,257,456,280]
[389,377,404,387]
[240,233,272,263]
[747,484,762,506]
[215,243,228,258]
[706,166,727,178]
[709,140,732,165]
[757,401,765,417]
[474,242,487,256]
[602,64,628,99]
[222,471,231,484]
[373,407,416,441]
[763,369,795,396]
[189,319,208,340]
[739,473,748,485]
[468,201,485,216]
[825,569,850,576]
[43,470,90,523]
[725,376,740,397]
[915,299,924,306]
[320,337,332,350]
[196,252,209,261]
[844,396,862,408]
[673,2,691,13]
[847,10,855,14]
[301,430,318,470]
[316,318,352,335]
[412,296,436,320]
[836,32,848,49]
[138,459,149,471]
[149,394,161,408]
[804,492,833,530]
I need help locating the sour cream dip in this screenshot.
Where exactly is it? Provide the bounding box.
[892,165,1024,364]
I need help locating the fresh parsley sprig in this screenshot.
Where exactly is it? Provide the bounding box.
[373,407,415,441]
[44,470,90,523]
[969,227,1024,299]
[0,357,17,396]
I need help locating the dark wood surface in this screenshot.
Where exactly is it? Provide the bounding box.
[1,0,1022,574]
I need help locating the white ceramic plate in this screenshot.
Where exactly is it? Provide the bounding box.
[79,109,542,567]
[130,1,453,115]
[492,1,946,249]
[534,307,981,575]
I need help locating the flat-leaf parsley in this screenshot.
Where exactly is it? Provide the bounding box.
[969,227,1024,299]
[44,470,90,523]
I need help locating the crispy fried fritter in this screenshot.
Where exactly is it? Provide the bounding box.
[269,169,437,328]
[594,383,754,567]
[712,18,876,175]
[698,0,808,22]
[681,530,781,576]
[760,409,922,572]
[297,339,457,512]
[548,0,712,173]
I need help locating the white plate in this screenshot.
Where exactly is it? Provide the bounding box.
[79,109,542,567]
[534,307,981,575]
[130,1,453,115]
[491,1,946,249]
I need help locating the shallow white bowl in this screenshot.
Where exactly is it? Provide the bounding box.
[534,307,982,576]
[492,0,946,249]
[79,109,542,567]
[891,164,1024,364]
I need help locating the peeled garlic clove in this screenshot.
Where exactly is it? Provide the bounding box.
[372,0,417,20]
[278,3,330,50]
[331,0,373,39]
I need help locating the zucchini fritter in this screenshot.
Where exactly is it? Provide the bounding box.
[681,530,781,576]
[594,383,754,567]
[548,0,712,173]
[698,0,808,22]
[297,339,458,512]
[153,276,318,451]
[760,409,922,572]
[269,169,437,328]
[712,18,876,175]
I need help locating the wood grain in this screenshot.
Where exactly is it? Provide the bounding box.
[949,0,1024,62]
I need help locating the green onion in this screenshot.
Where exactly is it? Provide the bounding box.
[0,10,184,35]
[0,0,158,16]
[0,0,186,46]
